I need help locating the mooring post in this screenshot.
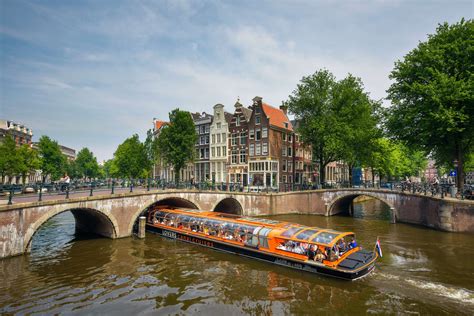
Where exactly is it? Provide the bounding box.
[138,216,146,239]
[8,188,13,205]
[390,207,396,224]
[66,185,69,199]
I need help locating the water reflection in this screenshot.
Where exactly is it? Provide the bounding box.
[0,212,473,315]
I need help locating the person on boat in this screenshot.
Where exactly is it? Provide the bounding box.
[277,242,287,251]
[315,248,326,262]
[348,238,358,249]
[338,238,346,252]
[307,245,316,260]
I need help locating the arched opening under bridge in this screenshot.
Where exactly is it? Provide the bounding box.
[26,208,117,257]
[213,198,243,215]
[131,197,200,234]
[329,194,395,222]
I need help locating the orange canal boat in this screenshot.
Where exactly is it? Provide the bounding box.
[146,206,378,280]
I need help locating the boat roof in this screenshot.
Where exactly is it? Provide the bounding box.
[150,207,354,247]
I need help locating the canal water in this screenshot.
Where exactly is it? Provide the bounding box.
[1,199,473,315]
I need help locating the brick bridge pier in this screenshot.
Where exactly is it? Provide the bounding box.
[0,189,473,258]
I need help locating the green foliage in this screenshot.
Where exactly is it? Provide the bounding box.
[0,135,19,183]
[75,147,100,180]
[17,144,40,184]
[143,129,159,175]
[65,160,81,179]
[367,138,428,181]
[157,109,197,183]
[113,134,148,179]
[38,135,66,182]
[386,19,473,188]
[285,69,381,184]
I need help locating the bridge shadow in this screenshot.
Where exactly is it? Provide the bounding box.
[213,198,243,215]
[329,194,395,222]
[28,210,116,257]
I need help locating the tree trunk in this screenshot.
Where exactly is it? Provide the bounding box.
[457,144,464,192]
[348,164,353,186]
[174,166,181,185]
[319,155,325,185]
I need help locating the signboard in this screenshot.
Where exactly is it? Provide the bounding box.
[449,170,457,177]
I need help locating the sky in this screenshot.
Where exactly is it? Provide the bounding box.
[1,0,472,161]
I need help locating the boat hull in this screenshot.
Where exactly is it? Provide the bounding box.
[146,224,375,281]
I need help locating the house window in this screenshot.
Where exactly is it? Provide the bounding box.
[217,133,221,143]
[200,148,205,159]
[256,116,261,125]
[262,127,268,138]
[205,125,210,133]
[262,143,268,155]
[256,129,261,141]
[195,127,199,134]
[231,150,238,164]
[222,133,226,143]
[256,107,261,114]
[288,146,292,157]
[200,136,205,145]
[205,135,209,144]
[237,132,244,145]
[249,129,255,139]
[231,133,237,146]
[282,160,287,172]
[240,149,246,163]
[211,147,215,158]
[212,134,215,144]
[200,126,205,134]
[217,122,221,129]
[256,143,261,155]
[249,144,255,156]
[205,148,209,159]
[236,116,241,126]
[288,161,293,172]
[284,122,289,129]
[282,133,287,141]
[283,175,287,183]
[282,145,287,156]
[288,134,293,142]
[223,146,226,156]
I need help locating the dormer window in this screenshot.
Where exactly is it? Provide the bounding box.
[255,107,261,114]
[284,122,289,128]
[256,116,261,125]
[236,116,240,126]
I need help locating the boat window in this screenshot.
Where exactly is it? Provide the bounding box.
[245,227,262,248]
[295,229,318,241]
[312,232,338,244]
[281,227,304,238]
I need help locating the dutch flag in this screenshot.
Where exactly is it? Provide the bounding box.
[375,238,383,258]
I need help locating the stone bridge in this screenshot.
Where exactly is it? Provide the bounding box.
[0,189,473,258]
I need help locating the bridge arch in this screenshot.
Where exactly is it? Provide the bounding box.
[127,196,200,235]
[212,197,243,215]
[328,193,396,221]
[24,207,119,253]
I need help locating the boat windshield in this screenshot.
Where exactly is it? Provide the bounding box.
[281,226,305,238]
[312,231,338,244]
[295,229,319,241]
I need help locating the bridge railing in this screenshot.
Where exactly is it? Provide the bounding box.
[1,179,472,205]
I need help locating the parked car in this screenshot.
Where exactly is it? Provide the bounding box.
[463,185,474,200]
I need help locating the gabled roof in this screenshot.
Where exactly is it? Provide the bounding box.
[154,120,168,130]
[224,111,234,124]
[262,103,293,131]
[242,107,252,122]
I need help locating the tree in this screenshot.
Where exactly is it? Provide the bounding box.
[113,134,148,179]
[65,160,81,180]
[366,138,427,182]
[0,135,19,183]
[143,129,159,177]
[157,109,197,184]
[17,144,40,185]
[285,69,380,184]
[75,147,100,180]
[386,19,473,190]
[37,135,66,183]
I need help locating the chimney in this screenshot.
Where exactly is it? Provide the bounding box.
[252,96,262,106]
[280,104,288,115]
